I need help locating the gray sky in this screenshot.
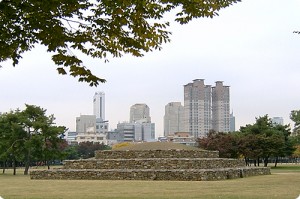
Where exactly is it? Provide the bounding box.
[1,0,300,137]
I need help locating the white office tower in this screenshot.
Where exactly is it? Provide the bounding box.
[184,79,212,138]
[129,103,151,123]
[212,81,230,133]
[164,102,185,137]
[93,92,105,121]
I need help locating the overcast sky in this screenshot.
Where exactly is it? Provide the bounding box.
[1,0,300,137]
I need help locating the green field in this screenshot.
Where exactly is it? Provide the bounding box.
[1,165,300,199]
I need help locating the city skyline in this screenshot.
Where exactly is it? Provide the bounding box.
[1,0,300,137]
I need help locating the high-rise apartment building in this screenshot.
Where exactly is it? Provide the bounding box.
[93,92,105,121]
[164,102,185,137]
[184,79,212,138]
[129,103,151,123]
[212,81,230,133]
[184,79,231,138]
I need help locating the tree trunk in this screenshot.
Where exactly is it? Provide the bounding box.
[257,157,260,167]
[275,157,278,167]
[244,157,249,166]
[264,157,269,167]
[13,159,16,175]
[47,160,50,170]
[24,149,31,175]
[2,160,6,174]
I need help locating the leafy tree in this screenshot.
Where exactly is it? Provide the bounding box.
[77,141,111,159]
[0,0,240,86]
[0,110,27,175]
[0,105,67,175]
[197,131,239,158]
[64,145,80,160]
[236,133,263,166]
[290,110,300,135]
[199,115,296,167]
[239,115,293,167]
[272,124,295,166]
[292,145,300,158]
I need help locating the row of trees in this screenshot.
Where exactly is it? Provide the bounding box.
[64,141,111,160]
[198,113,300,167]
[0,105,112,175]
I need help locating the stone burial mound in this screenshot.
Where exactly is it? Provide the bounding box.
[30,142,270,181]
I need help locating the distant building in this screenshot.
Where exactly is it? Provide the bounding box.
[167,132,196,146]
[65,131,78,145]
[271,117,284,125]
[96,118,108,134]
[93,92,105,121]
[212,81,230,133]
[107,129,123,146]
[184,79,212,138]
[230,112,236,132]
[130,103,151,123]
[141,122,155,142]
[184,79,231,138]
[76,132,107,144]
[117,122,155,142]
[76,115,96,134]
[75,115,107,144]
[117,122,142,142]
[164,102,185,137]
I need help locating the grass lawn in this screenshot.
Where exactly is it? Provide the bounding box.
[0,165,300,199]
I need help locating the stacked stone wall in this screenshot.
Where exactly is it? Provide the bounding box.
[63,158,245,170]
[95,150,219,159]
[30,149,271,181]
[30,167,270,181]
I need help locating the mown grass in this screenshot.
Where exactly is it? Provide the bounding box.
[0,165,300,199]
[270,164,300,173]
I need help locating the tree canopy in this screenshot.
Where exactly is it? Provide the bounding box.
[197,115,295,167]
[290,110,300,135]
[0,0,240,86]
[0,104,67,175]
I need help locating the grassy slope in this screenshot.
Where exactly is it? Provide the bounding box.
[0,165,300,199]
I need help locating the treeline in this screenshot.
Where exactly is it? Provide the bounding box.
[198,115,300,167]
[0,105,110,175]
[64,141,111,160]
